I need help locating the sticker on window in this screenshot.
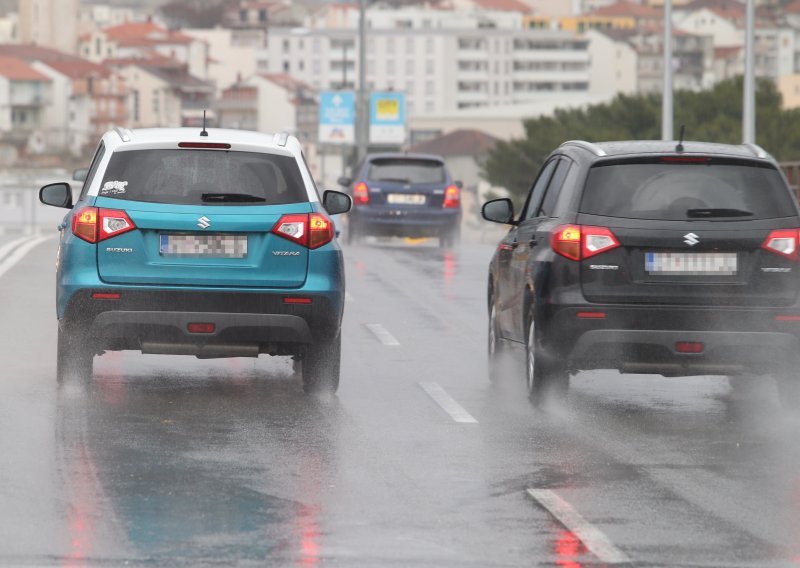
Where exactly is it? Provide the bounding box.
[101,180,128,195]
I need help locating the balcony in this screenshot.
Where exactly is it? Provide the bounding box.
[10,92,49,107]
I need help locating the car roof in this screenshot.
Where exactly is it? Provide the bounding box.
[366,152,446,163]
[559,140,773,161]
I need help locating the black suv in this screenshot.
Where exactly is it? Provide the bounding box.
[483,140,800,407]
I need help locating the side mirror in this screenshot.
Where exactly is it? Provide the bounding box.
[73,168,89,182]
[39,182,73,209]
[337,176,352,188]
[323,190,352,216]
[454,180,463,189]
[482,198,516,225]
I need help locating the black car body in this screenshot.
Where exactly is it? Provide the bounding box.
[339,152,462,247]
[483,140,800,406]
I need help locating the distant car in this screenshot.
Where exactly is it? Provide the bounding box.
[483,139,800,408]
[338,152,462,248]
[39,127,351,393]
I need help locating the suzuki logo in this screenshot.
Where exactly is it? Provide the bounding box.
[197,216,211,229]
[684,232,699,246]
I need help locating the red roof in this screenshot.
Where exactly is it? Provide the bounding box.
[0,56,51,81]
[684,0,745,20]
[103,21,192,46]
[589,1,661,18]
[715,45,743,59]
[472,0,531,13]
[259,73,312,92]
[788,0,800,14]
[41,59,110,79]
[407,129,500,157]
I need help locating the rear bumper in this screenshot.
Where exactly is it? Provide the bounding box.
[351,206,460,236]
[542,304,800,375]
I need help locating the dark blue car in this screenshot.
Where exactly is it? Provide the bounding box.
[338,152,462,248]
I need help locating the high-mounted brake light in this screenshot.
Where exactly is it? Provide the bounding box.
[675,342,704,354]
[551,225,620,261]
[72,207,135,243]
[187,323,216,334]
[660,156,711,164]
[353,182,369,205]
[178,142,231,149]
[443,185,460,209]
[271,213,335,250]
[761,229,800,261]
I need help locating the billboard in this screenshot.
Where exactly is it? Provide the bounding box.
[369,92,406,145]
[319,91,355,145]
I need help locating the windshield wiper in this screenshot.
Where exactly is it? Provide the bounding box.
[202,193,266,203]
[687,208,753,218]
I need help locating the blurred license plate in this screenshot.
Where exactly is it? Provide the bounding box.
[387,193,425,205]
[159,234,247,258]
[645,252,737,275]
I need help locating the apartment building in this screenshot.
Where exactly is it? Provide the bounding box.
[18,0,79,54]
[0,55,51,154]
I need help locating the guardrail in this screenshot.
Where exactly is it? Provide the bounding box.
[0,171,73,235]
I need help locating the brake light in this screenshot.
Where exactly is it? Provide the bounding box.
[187,323,216,333]
[660,156,711,164]
[71,207,135,243]
[551,225,620,261]
[178,142,231,149]
[92,292,120,300]
[284,297,313,304]
[675,342,704,353]
[271,213,335,249]
[353,182,369,205]
[443,185,460,208]
[761,229,800,261]
[577,311,606,319]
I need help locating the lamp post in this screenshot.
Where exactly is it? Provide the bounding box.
[356,0,368,164]
[743,0,755,144]
[662,0,673,141]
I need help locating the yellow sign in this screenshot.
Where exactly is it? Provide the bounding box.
[375,99,399,121]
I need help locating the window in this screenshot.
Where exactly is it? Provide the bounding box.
[406,59,414,74]
[386,38,395,53]
[386,59,395,74]
[538,159,572,217]
[522,159,558,220]
[152,90,159,114]
[426,59,434,74]
[80,142,106,200]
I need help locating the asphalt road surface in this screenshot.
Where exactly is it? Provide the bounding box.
[2,233,800,567]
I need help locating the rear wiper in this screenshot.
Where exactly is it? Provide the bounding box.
[202,193,266,203]
[687,208,753,218]
[376,177,411,184]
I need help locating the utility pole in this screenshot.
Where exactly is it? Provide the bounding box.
[356,0,368,165]
[661,0,673,141]
[743,0,756,144]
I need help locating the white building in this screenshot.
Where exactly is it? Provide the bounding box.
[0,55,52,154]
[18,0,78,54]
[183,28,264,94]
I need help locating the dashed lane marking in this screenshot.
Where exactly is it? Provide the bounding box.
[526,488,631,565]
[418,381,478,424]
[0,235,53,280]
[364,323,400,346]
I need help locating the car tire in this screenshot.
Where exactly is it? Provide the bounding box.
[525,312,568,406]
[302,333,341,394]
[488,304,507,383]
[775,372,800,410]
[56,324,93,385]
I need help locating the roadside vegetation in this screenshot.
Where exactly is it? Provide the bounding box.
[483,77,800,203]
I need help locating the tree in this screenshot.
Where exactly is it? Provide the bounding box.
[482,78,800,203]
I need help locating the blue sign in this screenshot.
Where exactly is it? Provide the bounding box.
[319,91,355,144]
[370,92,406,144]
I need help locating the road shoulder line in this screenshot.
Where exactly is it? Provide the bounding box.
[0,235,53,280]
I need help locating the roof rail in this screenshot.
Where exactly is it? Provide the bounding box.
[740,143,769,159]
[273,131,290,147]
[113,126,132,143]
[560,140,607,157]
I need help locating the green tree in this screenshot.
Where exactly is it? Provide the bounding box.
[482,78,800,204]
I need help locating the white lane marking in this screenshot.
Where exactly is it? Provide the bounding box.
[364,323,400,346]
[345,292,355,303]
[0,235,53,280]
[526,488,630,565]
[0,235,33,264]
[418,382,479,424]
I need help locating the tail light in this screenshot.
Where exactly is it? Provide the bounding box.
[71,207,136,243]
[443,185,460,208]
[272,213,334,249]
[762,229,800,261]
[353,182,369,205]
[552,224,620,261]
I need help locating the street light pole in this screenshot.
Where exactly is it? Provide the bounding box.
[356,0,368,164]
[743,0,756,144]
[661,0,673,141]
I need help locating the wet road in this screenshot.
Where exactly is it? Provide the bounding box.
[2,234,800,567]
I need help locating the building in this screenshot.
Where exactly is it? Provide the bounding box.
[183,28,263,94]
[0,55,51,154]
[17,0,78,54]
[560,1,662,33]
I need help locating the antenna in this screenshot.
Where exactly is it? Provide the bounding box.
[676,124,685,152]
[200,110,208,137]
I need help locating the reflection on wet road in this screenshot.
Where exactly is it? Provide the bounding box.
[3,236,800,566]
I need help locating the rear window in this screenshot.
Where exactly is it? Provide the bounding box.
[367,158,446,184]
[580,159,795,220]
[98,149,307,205]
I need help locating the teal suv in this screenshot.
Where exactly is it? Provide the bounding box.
[40,127,351,393]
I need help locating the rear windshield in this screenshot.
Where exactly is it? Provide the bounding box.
[98,149,307,205]
[580,159,795,220]
[367,158,446,184]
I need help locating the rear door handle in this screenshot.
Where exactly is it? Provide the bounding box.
[529,237,538,246]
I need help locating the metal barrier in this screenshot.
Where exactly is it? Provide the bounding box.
[0,170,72,235]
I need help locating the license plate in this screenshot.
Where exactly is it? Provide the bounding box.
[387,193,426,205]
[159,234,248,258]
[645,252,737,275]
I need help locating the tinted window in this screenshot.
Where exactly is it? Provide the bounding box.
[367,158,446,184]
[522,159,557,221]
[98,149,307,205]
[538,158,571,217]
[580,159,795,220]
[79,142,105,200]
